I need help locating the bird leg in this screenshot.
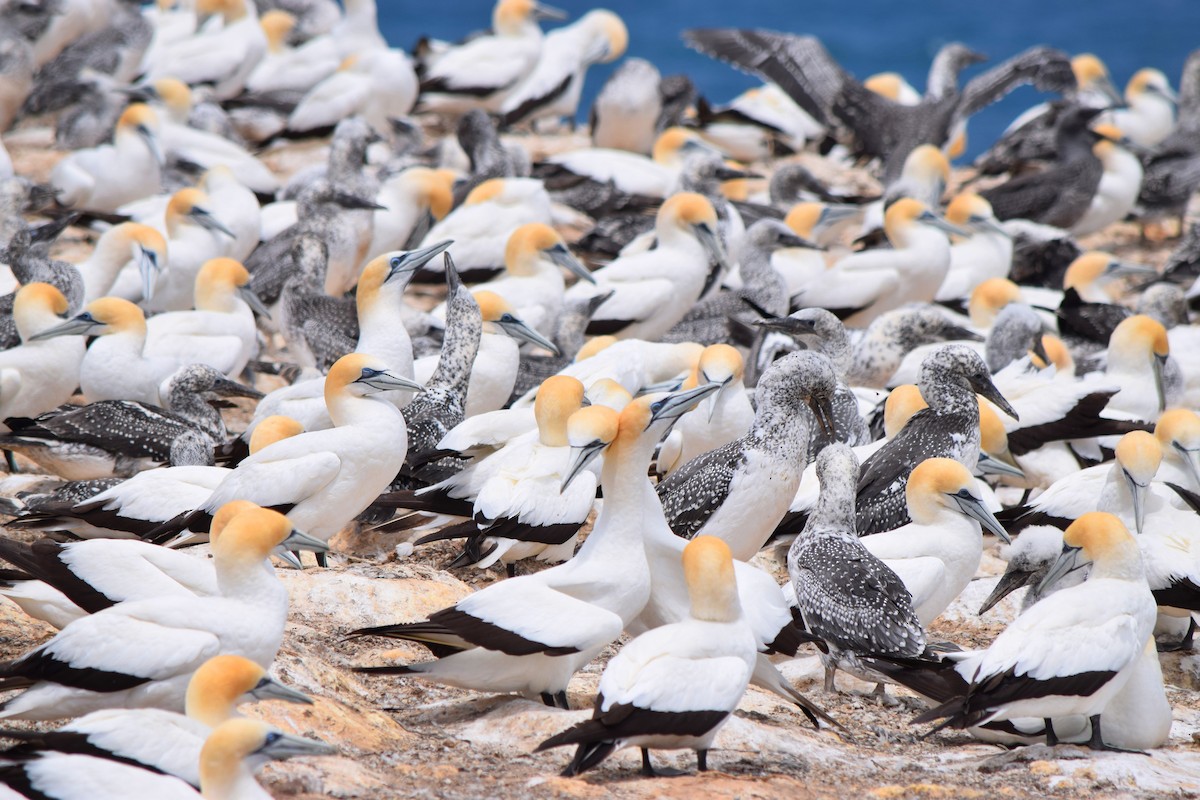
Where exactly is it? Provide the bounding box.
[315,551,328,568]
[505,563,517,579]
[554,690,570,710]
[641,748,687,777]
[3,450,15,473]
[823,664,837,693]
[869,682,900,707]
[1085,714,1147,755]
[1044,719,1058,747]
[1157,617,1196,652]
[696,750,708,772]
[540,692,557,707]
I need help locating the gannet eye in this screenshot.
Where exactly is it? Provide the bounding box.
[263,731,281,746]
[499,313,518,324]
[358,367,383,381]
[253,677,271,690]
[389,256,404,270]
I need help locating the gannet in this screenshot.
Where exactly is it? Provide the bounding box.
[1136,52,1200,231]
[0,717,334,799]
[936,193,1014,301]
[1156,408,1200,492]
[859,144,950,238]
[366,167,454,258]
[856,346,1017,535]
[0,284,86,429]
[157,354,419,547]
[794,199,964,328]
[659,351,837,561]
[508,293,614,402]
[916,512,1158,751]
[538,127,713,199]
[789,443,927,693]
[0,654,313,787]
[288,48,417,135]
[50,103,163,212]
[0,507,324,719]
[0,28,32,132]
[76,222,167,305]
[141,188,237,312]
[569,193,729,341]
[695,83,823,162]
[861,458,1010,626]
[1104,314,1182,418]
[246,0,385,94]
[588,57,662,154]
[352,389,711,706]
[1070,123,1144,236]
[770,202,856,296]
[657,345,754,476]
[145,0,266,100]
[145,258,265,378]
[1106,68,1178,148]
[536,536,757,777]
[417,0,563,115]
[499,9,627,128]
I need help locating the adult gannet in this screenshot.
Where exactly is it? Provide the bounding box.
[795,199,964,328]
[1136,52,1200,232]
[0,284,85,429]
[538,127,713,200]
[1156,408,1200,491]
[916,512,1158,751]
[694,83,824,162]
[1070,124,1144,237]
[288,48,417,135]
[936,193,1014,302]
[246,0,385,94]
[512,339,704,408]
[860,458,1010,626]
[536,536,757,777]
[50,103,163,212]
[659,351,838,561]
[76,223,167,305]
[145,258,265,378]
[352,389,711,707]
[499,9,626,128]
[0,507,324,719]
[141,188,236,312]
[569,193,728,341]
[769,203,856,296]
[367,167,454,258]
[417,0,563,116]
[789,444,927,693]
[145,0,266,100]
[1104,314,1182,418]
[588,57,662,154]
[657,345,754,476]
[1106,68,1178,149]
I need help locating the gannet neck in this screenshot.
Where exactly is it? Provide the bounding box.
[806,444,858,534]
[683,537,742,622]
[534,376,584,447]
[199,721,270,800]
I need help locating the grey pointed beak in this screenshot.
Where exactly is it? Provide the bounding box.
[331,191,387,211]
[1029,334,1050,366]
[1096,76,1124,107]
[281,527,329,553]
[387,240,453,281]
[258,731,337,760]
[702,377,729,422]
[919,210,970,238]
[816,204,859,231]
[545,242,595,284]
[272,547,305,569]
[1153,353,1168,415]
[950,489,1011,543]
[976,451,1025,480]
[403,210,436,251]
[754,316,817,336]
[777,231,825,251]
[1039,544,1085,594]
[250,676,313,705]
[30,313,100,340]
[561,440,606,492]
[692,221,731,276]
[238,286,271,318]
[973,377,1019,421]
[357,369,423,393]
[1122,468,1148,535]
[137,124,164,167]
[1108,260,1157,279]
[807,391,836,438]
[496,314,560,356]
[190,207,235,239]
[648,382,722,428]
[971,215,1011,238]
[714,164,762,182]
[978,567,1036,614]
[532,2,567,20]
[1175,443,1200,492]
[137,246,161,302]
[208,375,265,400]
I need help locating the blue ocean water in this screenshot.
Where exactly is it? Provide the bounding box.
[379,0,1200,160]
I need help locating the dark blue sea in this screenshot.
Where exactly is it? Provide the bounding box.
[379,0,1200,160]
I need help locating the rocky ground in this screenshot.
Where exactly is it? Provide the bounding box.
[2,123,1200,798]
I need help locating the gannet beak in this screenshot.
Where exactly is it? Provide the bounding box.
[1096,76,1123,107]
[403,210,436,251]
[1029,334,1050,367]
[714,164,762,182]
[777,231,825,251]
[1108,260,1157,279]
[807,392,836,437]
[648,382,722,428]
[137,245,161,302]
[545,242,595,284]
[561,441,606,492]
[692,221,731,277]
[919,209,970,238]
[1122,468,1148,535]
[950,489,1011,543]
[817,204,859,230]
[496,313,560,356]
[190,206,235,239]
[238,286,272,318]
[273,548,304,569]
[281,528,329,553]
[971,215,1011,238]
[208,375,265,400]
[532,2,567,20]
[1153,83,1180,103]
[703,379,728,422]
[1175,443,1200,492]
[1153,353,1168,415]
[1039,543,1085,594]
[973,376,1019,421]
[250,676,314,705]
[257,732,337,760]
[137,124,164,167]
[978,567,1036,614]
[356,368,423,393]
[29,312,100,340]
[332,191,387,211]
[753,316,817,336]
[387,240,454,281]
[976,451,1025,480]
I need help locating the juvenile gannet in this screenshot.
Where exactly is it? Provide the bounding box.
[288,48,417,135]
[588,57,663,154]
[659,351,837,561]
[0,28,32,132]
[657,345,754,476]
[536,536,758,777]
[417,0,563,115]
[50,103,163,212]
[0,284,86,429]
[570,193,729,341]
[0,507,324,719]
[789,443,927,693]
[352,389,711,706]
[916,512,1158,751]
[936,193,1014,302]
[499,9,627,128]
[1106,68,1178,149]
[861,458,1010,626]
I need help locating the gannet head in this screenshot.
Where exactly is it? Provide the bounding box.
[1041,511,1139,592]
[195,257,265,315]
[652,128,714,167]
[976,398,1023,480]
[584,377,632,411]
[186,654,311,729]
[210,500,261,544]
[784,202,858,239]
[32,296,145,341]
[357,241,454,310]
[249,415,304,455]
[493,0,565,36]
[906,458,1010,541]
[534,375,586,447]
[865,72,908,102]
[1071,54,1121,104]
[883,384,927,439]
[474,291,560,355]
[504,223,594,284]
[945,192,1007,237]
[463,178,507,206]
[1127,67,1177,106]
[166,188,235,239]
[325,353,422,407]
[1115,430,1163,535]
[112,223,168,303]
[1155,408,1200,491]
[13,282,69,341]
[695,344,743,421]
[967,277,1021,328]
[899,145,951,199]
[1029,333,1072,373]
[200,719,334,798]
[213,506,327,573]
[116,103,163,165]
[657,192,729,272]
[260,9,295,52]
[883,197,964,248]
[209,0,250,22]
[682,536,741,622]
[561,404,619,490]
[754,307,842,345]
[579,9,627,63]
[922,345,1020,420]
[397,167,454,222]
[1108,314,1170,412]
[1091,123,1135,161]
[150,77,193,120]
[574,335,616,362]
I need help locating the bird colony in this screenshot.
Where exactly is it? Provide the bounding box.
[0,0,1197,797]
